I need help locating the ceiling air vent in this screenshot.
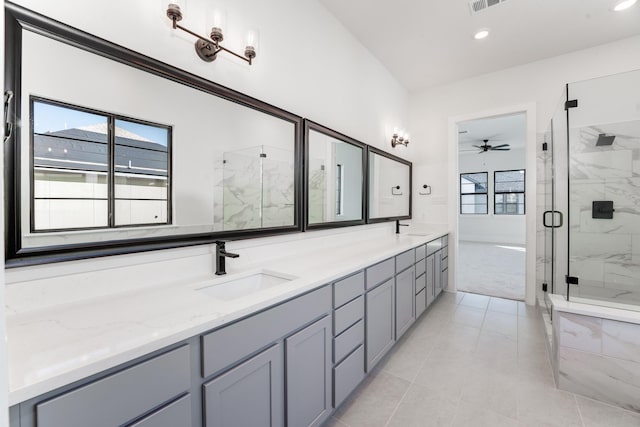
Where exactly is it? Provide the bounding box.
[469,0,508,15]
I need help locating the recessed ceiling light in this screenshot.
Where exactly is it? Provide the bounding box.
[474,29,490,40]
[612,0,637,11]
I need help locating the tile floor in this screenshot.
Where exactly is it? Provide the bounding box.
[326,292,640,427]
[457,241,526,300]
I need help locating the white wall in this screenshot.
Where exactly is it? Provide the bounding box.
[410,34,640,304]
[12,0,409,155]
[458,147,526,245]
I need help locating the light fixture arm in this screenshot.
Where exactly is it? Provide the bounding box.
[391,132,409,148]
[167,5,256,65]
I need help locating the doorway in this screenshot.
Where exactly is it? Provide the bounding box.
[456,113,527,300]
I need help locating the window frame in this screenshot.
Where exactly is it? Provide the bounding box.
[30,96,173,233]
[459,171,488,215]
[494,169,526,215]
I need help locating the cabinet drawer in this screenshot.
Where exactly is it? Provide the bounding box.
[415,258,426,277]
[395,249,415,273]
[415,288,426,318]
[36,345,191,427]
[426,239,442,256]
[443,234,448,247]
[365,258,394,289]
[415,244,426,261]
[415,272,426,293]
[334,295,364,335]
[442,245,448,260]
[334,320,364,364]
[202,286,331,378]
[127,394,191,427]
[442,256,448,271]
[333,271,365,308]
[443,268,449,292]
[333,345,365,409]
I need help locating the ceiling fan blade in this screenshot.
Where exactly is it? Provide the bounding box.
[471,145,483,149]
[491,144,510,149]
[492,148,511,151]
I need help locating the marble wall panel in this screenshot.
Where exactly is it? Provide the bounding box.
[602,319,640,364]
[558,312,602,353]
[603,262,640,291]
[574,285,640,305]
[570,150,634,181]
[557,346,640,413]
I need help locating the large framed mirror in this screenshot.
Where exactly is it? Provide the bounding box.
[304,120,366,229]
[367,147,412,222]
[4,4,302,266]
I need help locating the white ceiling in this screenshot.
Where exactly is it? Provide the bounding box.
[458,112,526,153]
[319,0,640,91]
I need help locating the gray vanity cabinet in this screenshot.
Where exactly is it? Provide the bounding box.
[286,315,332,427]
[435,250,443,297]
[33,345,192,427]
[395,265,415,339]
[426,254,435,307]
[203,344,284,427]
[365,277,395,371]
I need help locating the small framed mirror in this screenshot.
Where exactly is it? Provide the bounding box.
[304,120,366,229]
[367,147,412,222]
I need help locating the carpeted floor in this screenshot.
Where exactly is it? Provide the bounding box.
[457,241,526,301]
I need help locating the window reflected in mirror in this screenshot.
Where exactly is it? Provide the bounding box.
[305,123,365,227]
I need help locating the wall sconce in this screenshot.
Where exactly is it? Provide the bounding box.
[391,128,409,148]
[166,2,258,65]
[419,184,432,195]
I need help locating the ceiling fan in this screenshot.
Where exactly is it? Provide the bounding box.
[471,139,511,153]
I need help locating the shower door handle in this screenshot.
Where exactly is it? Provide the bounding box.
[543,210,563,228]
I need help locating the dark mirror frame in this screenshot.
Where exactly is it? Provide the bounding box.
[303,119,367,230]
[365,146,412,223]
[4,2,303,267]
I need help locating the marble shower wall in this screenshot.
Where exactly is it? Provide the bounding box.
[552,310,640,413]
[568,120,640,306]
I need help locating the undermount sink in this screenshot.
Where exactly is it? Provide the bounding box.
[195,270,296,301]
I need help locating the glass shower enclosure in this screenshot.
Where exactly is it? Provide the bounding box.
[539,69,640,312]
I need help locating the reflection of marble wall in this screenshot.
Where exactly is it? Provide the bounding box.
[552,310,640,412]
[216,146,294,231]
[569,120,640,305]
[308,160,326,224]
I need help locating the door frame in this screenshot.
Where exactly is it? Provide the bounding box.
[447,103,537,306]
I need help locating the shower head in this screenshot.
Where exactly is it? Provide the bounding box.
[596,133,615,146]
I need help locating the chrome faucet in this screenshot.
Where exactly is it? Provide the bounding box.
[215,241,239,275]
[396,220,409,234]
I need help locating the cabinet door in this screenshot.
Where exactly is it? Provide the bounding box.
[365,278,395,371]
[426,254,435,307]
[435,250,443,297]
[286,316,332,427]
[203,344,283,427]
[395,266,415,339]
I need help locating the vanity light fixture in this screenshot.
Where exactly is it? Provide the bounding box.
[166,2,258,64]
[612,0,637,11]
[391,128,410,148]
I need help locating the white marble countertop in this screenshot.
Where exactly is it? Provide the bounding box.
[6,228,447,405]
[549,294,640,324]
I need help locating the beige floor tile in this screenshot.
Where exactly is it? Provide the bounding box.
[450,305,486,328]
[323,416,350,427]
[459,366,519,419]
[458,292,491,309]
[576,395,640,427]
[482,311,519,339]
[333,370,410,427]
[386,383,458,427]
[517,382,583,427]
[488,297,519,315]
[450,400,519,427]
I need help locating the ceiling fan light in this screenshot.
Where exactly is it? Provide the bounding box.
[473,29,490,40]
[613,0,637,11]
